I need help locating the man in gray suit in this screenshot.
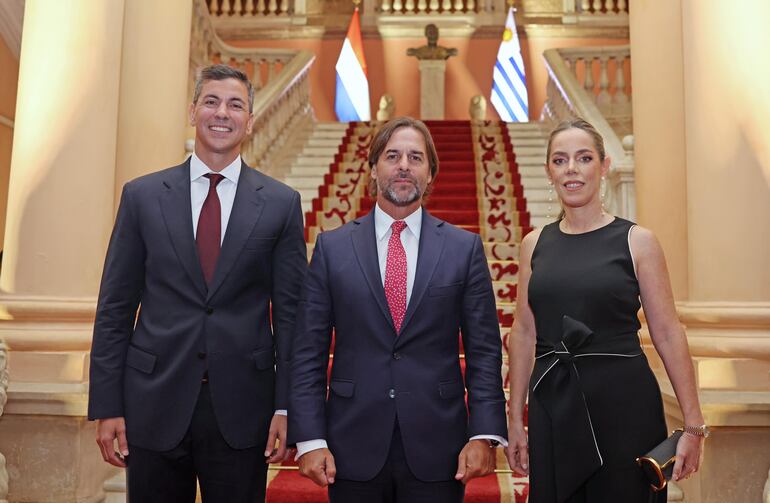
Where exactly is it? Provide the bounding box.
[88,64,306,502]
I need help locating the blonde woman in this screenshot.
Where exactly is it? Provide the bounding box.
[506,119,705,502]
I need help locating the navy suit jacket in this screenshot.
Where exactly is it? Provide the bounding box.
[88,159,306,451]
[288,209,507,482]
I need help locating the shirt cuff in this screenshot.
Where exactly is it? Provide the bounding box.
[296,439,328,459]
[274,409,287,416]
[470,434,508,448]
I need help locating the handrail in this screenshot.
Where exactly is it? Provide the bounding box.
[541,46,635,220]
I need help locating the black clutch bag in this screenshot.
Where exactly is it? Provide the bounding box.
[635,429,683,492]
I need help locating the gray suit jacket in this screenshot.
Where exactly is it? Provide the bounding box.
[88,159,306,451]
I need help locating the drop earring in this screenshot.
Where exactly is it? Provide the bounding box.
[600,175,607,211]
[547,180,554,220]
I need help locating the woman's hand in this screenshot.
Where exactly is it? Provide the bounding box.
[672,432,704,481]
[506,422,530,476]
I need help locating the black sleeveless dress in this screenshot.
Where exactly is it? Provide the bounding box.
[526,218,668,503]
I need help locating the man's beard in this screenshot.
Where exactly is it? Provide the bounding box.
[379,174,423,206]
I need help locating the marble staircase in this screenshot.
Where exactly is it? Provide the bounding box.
[282,122,350,218]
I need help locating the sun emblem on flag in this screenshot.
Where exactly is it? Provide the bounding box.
[502,28,513,42]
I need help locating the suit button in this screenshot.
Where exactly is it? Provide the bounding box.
[205,307,214,315]
[388,389,396,399]
[197,352,206,359]
[393,352,401,360]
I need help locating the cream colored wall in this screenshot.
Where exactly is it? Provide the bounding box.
[0,37,18,254]
[230,35,628,122]
[681,0,770,301]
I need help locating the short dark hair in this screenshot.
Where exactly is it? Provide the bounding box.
[367,116,439,198]
[192,64,254,113]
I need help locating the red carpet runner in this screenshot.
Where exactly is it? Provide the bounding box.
[269,120,532,502]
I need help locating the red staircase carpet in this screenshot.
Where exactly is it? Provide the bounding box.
[270,120,532,502]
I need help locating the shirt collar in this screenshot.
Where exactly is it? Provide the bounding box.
[190,152,242,185]
[374,203,423,242]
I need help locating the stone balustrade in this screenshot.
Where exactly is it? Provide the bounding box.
[557,45,631,135]
[541,45,635,221]
[562,0,629,25]
[191,0,315,168]
[207,0,305,17]
[374,0,503,15]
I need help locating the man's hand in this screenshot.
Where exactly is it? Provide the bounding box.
[96,417,129,468]
[265,414,291,464]
[298,448,336,487]
[454,439,496,484]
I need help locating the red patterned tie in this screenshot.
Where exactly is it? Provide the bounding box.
[197,173,225,285]
[385,220,408,333]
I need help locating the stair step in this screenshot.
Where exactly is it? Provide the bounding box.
[301,146,341,156]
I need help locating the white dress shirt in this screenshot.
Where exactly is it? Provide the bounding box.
[190,153,287,419]
[190,153,241,244]
[296,204,506,458]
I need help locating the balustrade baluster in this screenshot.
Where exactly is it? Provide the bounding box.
[442,0,452,12]
[454,0,464,12]
[467,0,475,12]
[596,55,611,110]
[406,0,415,12]
[591,0,601,14]
[220,0,232,15]
[278,0,287,14]
[268,0,278,14]
[233,0,243,16]
[381,0,392,13]
[613,55,628,103]
[244,0,254,15]
[429,0,439,11]
[393,0,403,13]
[253,61,263,90]
[617,0,626,13]
[267,59,277,82]
[583,57,595,94]
[581,0,590,13]
[209,0,219,16]
[418,0,427,12]
[257,0,266,15]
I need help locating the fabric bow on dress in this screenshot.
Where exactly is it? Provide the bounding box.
[531,315,643,502]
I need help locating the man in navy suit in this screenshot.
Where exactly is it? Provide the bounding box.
[289,117,507,502]
[88,64,306,502]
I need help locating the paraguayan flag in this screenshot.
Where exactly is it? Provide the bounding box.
[334,7,371,122]
[491,7,529,122]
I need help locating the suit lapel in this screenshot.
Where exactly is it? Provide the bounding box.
[397,210,445,342]
[160,160,207,298]
[351,211,397,333]
[206,162,265,301]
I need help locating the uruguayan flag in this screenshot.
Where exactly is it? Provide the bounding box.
[335,8,370,122]
[491,7,529,122]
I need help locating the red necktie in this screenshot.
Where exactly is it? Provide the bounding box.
[384,220,408,333]
[197,173,225,285]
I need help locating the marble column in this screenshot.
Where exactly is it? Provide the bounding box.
[631,1,770,501]
[0,0,193,501]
